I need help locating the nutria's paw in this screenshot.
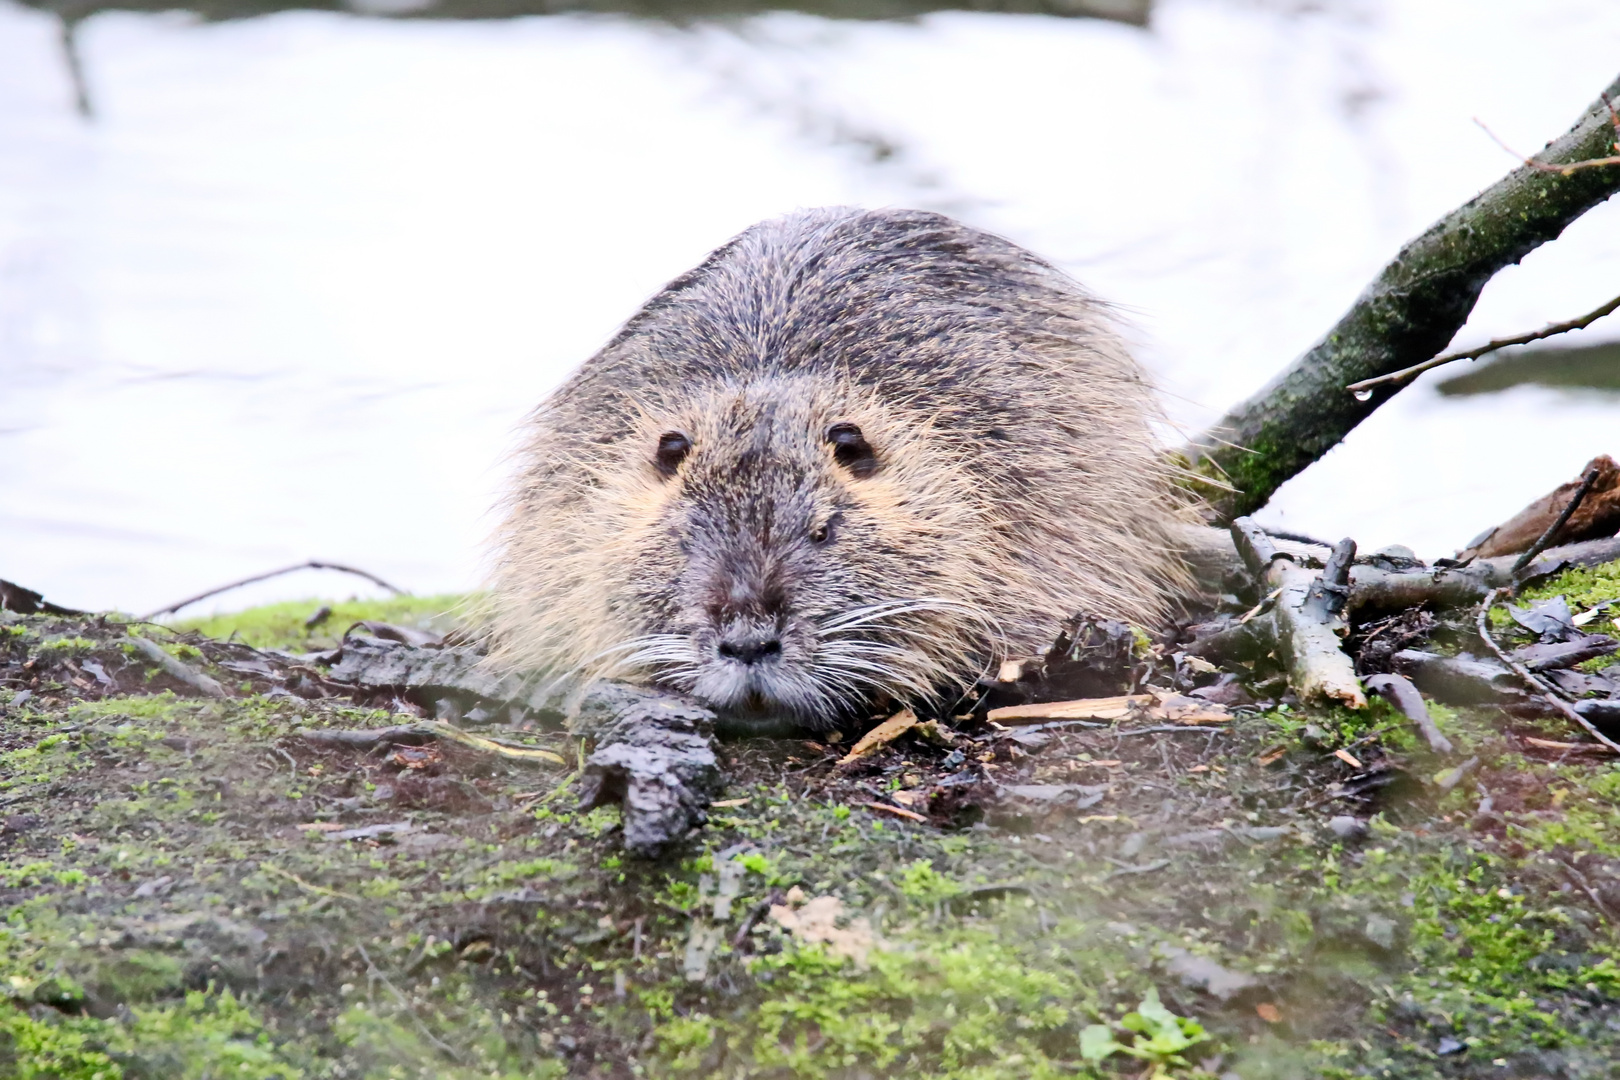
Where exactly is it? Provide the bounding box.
[576,697,723,857]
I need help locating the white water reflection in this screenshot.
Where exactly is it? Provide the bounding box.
[2,0,1619,614]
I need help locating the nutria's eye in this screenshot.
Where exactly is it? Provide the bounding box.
[825,423,877,479]
[809,523,830,545]
[654,432,691,478]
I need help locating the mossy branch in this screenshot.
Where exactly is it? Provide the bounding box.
[1184,72,1620,523]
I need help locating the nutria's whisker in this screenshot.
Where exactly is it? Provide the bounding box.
[815,598,976,635]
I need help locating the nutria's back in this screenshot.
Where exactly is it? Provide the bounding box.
[489,207,1189,728]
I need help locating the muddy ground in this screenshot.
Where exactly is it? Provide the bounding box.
[3,577,1620,1079]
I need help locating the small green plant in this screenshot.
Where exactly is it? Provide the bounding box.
[897,859,961,904]
[1080,987,1210,1078]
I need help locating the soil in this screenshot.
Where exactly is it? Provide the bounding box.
[3,583,1619,1079]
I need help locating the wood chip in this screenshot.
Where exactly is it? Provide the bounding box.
[837,709,918,766]
[1334,748,1365,769]
[890,790,927,807]
[857,801,927,822]
[988,692,1230,726]
[295,822,345,832]
[710,797,750,808]
[988,694,1149,723]
[996,658,1029,682]
[1257,744,1289,766]
[1523,736,1616,754]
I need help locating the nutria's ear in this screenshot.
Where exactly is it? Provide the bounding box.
[654,432,692,478]
[826,423,878,479]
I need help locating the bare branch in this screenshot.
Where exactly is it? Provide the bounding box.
[1345,291,1620,395]
[143,560,408,621]
[1511,463,1603,575]
[1184,72,1620,523]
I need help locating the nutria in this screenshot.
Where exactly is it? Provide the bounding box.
[488,207,1190,729]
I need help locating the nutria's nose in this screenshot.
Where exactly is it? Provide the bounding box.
[717,634,782,665]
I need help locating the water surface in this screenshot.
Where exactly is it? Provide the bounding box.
[2,0,1619,613]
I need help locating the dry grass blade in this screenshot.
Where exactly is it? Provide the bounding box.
[415,720,568,766]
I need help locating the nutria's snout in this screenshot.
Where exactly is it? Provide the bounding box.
[691,621,801,720]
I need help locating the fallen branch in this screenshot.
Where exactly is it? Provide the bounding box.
[1364,672,1453,755]
[1184,71,1620,522]
[1391,650,1526,708]
[1458,455,1620,563]
[1173,525,1620,618]
[576,695,724,858]
[1345,292,1620,396]
[0,578,84,616]
[125,634,227,699]
[1231,518,1365,708]
[1512,462,1605,574]
[143,560,408,620]
[1477,588,1620,754]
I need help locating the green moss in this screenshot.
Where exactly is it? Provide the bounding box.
[0,1004,119,1080]
[172,594,472,651]
[663,923,1113,1079]
[35,637,99,657]
[1517,558,1620,613]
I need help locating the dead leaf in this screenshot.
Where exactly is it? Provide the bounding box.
[710,797,750,808]
[769,895,880,966]
[1333,748,1365,769]
[1256,1002,1282,1023]
[890,790,928,808]
[295,822,345,832]
[838,710,918,765]
[389,745,443,771]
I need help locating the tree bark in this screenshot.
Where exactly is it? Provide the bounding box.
[1184,73,1620,523]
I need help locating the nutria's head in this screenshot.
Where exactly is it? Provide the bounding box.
[549,376,995,728]
[489,207,1191,730]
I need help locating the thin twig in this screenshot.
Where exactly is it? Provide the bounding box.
[1347,291,1620,395]
[1557,859,1616,922]
[259,862,361,902]
[143,560,408,620]
[1473,102,1620,176]
[1477,588,1620,754]
[355,942,465,1063]
[1512,464,1602,575]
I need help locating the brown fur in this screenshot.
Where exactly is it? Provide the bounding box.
[487,208,1191,728]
